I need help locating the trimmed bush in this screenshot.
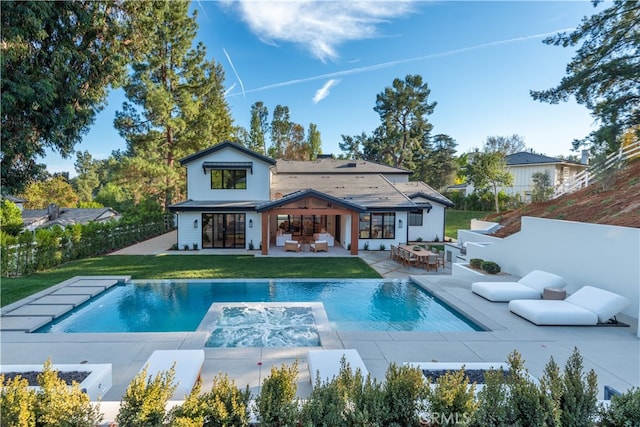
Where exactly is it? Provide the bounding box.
[255,361,300,427]
[481,261,501,274]
[469,258,484,269]
[599,387,640,426]
[426,367,478,426]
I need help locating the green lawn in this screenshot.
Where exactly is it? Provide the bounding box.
[1,255,381,307]
[445,210,489,240]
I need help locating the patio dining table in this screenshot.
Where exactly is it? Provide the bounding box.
[397,245,437,270]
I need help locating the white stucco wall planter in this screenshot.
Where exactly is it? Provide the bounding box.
[1,363,112,401]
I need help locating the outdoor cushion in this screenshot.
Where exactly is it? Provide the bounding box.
[509,286,629,325]
[472,270,567,302]
[564,286,629,323]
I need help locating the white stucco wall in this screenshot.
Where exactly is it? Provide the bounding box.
[407,203,447,242]
[184,147,272,201]
[464,217,640,328]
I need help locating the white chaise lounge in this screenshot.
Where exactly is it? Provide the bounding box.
[308,349,368,388]
[509,286,629,326]
[139,350,205,400]
[472,270,567,302]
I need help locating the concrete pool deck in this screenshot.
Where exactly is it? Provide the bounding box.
[1,233,638,419]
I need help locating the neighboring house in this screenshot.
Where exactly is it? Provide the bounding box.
[169,141,453,255]
[4,195,27,211]
[503,151,587,201]
[22,203,121,231]
[460,151,587,202]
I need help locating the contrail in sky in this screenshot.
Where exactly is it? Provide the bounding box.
[223,48,246,98]
[230,28,574,97]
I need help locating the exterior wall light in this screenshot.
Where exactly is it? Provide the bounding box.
[249,219,253,228]
[398,219,403,228]
[193,219,198,229]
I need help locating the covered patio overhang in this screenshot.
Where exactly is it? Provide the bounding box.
[256,189,366,256]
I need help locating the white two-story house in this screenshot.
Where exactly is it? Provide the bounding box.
[169,141,454,255]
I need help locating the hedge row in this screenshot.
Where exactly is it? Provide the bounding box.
[0,215,173,277]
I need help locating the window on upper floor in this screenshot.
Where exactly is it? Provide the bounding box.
[211,169,247,189]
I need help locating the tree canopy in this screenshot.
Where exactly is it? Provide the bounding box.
[466,146,514,213]
[1,1,144,194]
[530,0,640,153]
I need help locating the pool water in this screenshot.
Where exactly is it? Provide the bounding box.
[36,279,482,333]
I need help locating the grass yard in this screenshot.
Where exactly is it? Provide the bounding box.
[1,255,381,307]
[445,210,490,240]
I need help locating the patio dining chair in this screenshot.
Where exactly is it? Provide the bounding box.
[437,251,445,268]
[426,254,438,271]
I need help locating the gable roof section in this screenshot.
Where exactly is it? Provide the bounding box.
[506,151,584,167]
[275,158,411,175]
[179,141,276,166]
[22,208,120,229]
[271,173,415,211]
[257,189,366,213]
[391,181,454,207]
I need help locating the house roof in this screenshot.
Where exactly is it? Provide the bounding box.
[271,173,416,211]
[3,195,27,203]
[179,141,276,166]
[256,189,366,213]
[275,158,411,175]
[506,151,585,167]
[391,181,455,207]
[22,208,120,229]
[169,200,262,212]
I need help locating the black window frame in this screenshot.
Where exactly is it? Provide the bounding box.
[359,212,396,239]
[408,210,423,226]
[211,169,247,189]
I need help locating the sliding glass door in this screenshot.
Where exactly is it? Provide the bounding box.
[202,213,245,249]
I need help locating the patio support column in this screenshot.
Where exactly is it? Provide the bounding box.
[350,212,359,255]
[261,213,269,255]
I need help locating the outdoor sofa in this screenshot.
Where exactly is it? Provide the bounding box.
[472,269,567,302]
[310,240,328,252]
[509,285,629,326]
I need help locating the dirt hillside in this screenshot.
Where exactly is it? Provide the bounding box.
[484,159,640,238]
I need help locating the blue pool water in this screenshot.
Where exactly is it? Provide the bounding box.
[36,279,482,333]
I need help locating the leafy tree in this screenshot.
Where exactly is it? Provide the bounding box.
[530,0,640,153]
[1,1,145,194]
[307,123,323,160]
[424,134,458,190]
[483,134,526,155]
[73,151,101,203]
[531,171,554,202]
[0,200,24,236]
[249,101,269,154]
[269,105,292,158]
[466,150,514,213]
[114,1,233,209]
[372,74,436,169]
[339,132,367,159]
[283,123,306,160]
[20,176,80,209]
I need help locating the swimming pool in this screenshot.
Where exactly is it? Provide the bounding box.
[35,279,482,333]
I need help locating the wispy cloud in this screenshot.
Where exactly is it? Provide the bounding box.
[224,82,237,97]
[231,28,575,96]
[223,48,246,98]
[313,79,340,104]
[227,0,415,62]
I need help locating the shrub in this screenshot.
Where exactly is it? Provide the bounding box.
[383,363,428,426]
[192,243,198,250]
[472,368,509,425]
[379,244,386,251]
[0,359,102,427]
[364,242,369,250]
[426,367,478,426]
[559,347,598,426]
[116,365,177,427]
[481,261,501,274]
[469,258,484,269]
[599,387,640,426]
[170,373,251,427]
[255,361,300,427]
[1,373,37,427]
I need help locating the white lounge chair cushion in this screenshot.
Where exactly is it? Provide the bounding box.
[472,282,542,302]
[509,299,598,325]
[140,350,205,400]
[285,240,298,245]
[564,286,629,323]
[509,286,629,325]
[472,270,567,302]
[308,349,368,387]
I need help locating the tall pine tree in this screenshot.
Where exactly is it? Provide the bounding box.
[114,1,233,208]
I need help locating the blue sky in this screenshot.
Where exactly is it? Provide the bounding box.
[44,1,601,175]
